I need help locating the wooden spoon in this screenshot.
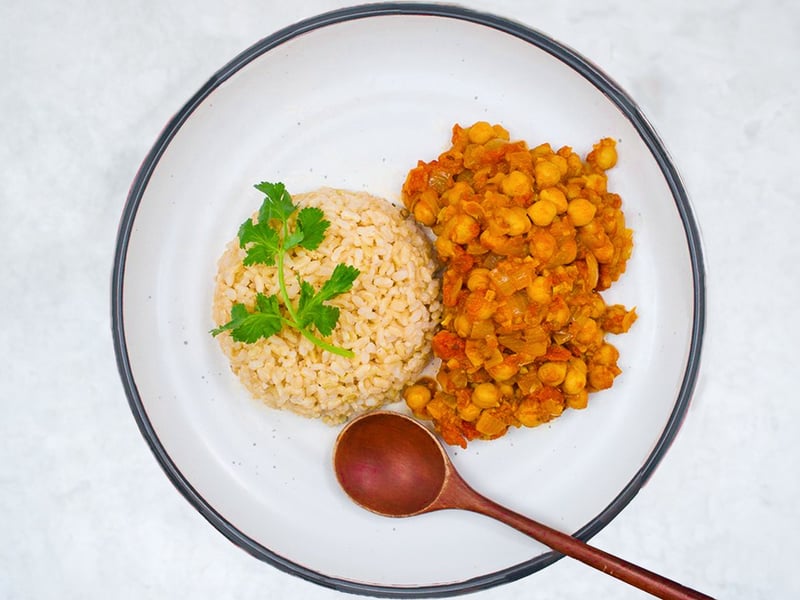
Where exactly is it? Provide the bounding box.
[333,410,713,600]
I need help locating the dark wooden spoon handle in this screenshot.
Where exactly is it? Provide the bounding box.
[438,479,714,600]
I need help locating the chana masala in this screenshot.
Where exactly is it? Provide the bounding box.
[401,122,636,448]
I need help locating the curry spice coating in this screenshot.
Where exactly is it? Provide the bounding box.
[402,122,636,447]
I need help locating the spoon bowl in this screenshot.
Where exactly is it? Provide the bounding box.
[334,411,714,600]
[333,410,446,517]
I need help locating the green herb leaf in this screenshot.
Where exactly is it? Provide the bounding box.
[210,303,250,336]
[294,264,359,336]
[309,305,340,336]
[295,278,342,336]
[296,279,317,318]
[210,294,282,343]
[255,292,281,315]
[318,264,361,301]
[238,218,281,266]
[296,206,330,251]
[284,228,305,251]
[254,181,296,223]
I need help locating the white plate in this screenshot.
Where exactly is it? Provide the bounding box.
[112,4,705,596]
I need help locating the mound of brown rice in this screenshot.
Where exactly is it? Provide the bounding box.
[212,188,442,424]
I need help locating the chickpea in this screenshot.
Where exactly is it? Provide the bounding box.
[588,365,615,390]
[590,295,607,318]
[593,239,615,263]
[538,187,568,213]
[441,181,472,204]
[435,203,459,225]
[404,384,432,411]
[546,302,571,329]
[575,318,601,347]
[549,238,577,266]
[590,138,618,170]
[538,361,567,386]
[467,121,495,144]
[564,181,584,200]
[449,213,480,244]
[516,400,542,427]
[465,290,497,320]
[578,220,606,249]
[458,402,482,422]
[593,343,619,366]
[569,357,588,375]
[550,154,569,177]
[501,206,532,236]
[435,235,455,258]
[492,124,510,140]
[466,267,492,291]
[453,313,472,338]
[566,152,583,176]
[541,392,565,418]
[472,382,501,408]
[526,276,551,304]
[530,230,557,261]
[567,198,597,227]
[583,173,607,194]
[479,229,510,253]
[501,170,532,197]
[566,389,589,409]
[562,361,588,395]
[534,160,562,188]
[487,359,519,382]
[527,200,557,227]
[412,190,439,226]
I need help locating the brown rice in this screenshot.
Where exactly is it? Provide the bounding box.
[211,188,442,423]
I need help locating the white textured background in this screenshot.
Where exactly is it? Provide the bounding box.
[1,1,798,598]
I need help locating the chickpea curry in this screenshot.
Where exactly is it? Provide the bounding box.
[401,122,636,448]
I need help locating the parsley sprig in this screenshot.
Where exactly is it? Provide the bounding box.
[211,182,360,358]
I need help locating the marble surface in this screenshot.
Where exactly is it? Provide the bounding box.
[1,0,798,598]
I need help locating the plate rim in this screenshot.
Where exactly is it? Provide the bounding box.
[111,3,707,597]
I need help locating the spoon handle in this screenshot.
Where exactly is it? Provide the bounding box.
[452,488,714,600]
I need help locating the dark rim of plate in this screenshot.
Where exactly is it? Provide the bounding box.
[111,3,706,597]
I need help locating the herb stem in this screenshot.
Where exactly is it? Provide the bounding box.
[276,218,354,358]
[299,329,355,358]
[276,220,301,325]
